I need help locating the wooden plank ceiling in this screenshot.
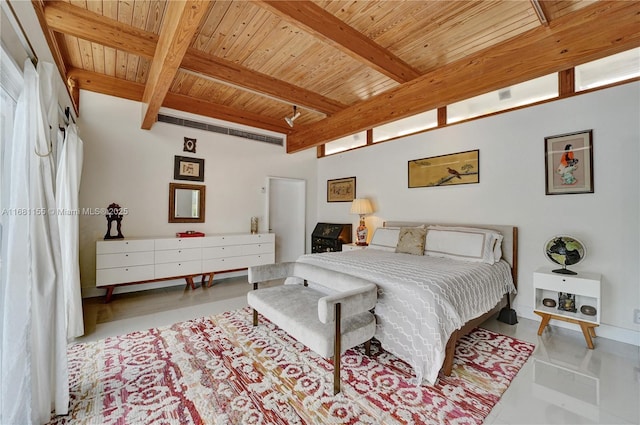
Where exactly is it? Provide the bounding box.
[34,0,640,153]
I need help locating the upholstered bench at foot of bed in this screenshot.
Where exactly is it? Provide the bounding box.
[248,285,375,358]
[248,262,378,394]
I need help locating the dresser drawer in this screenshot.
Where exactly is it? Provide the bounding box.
[155,260,201,278]
[96,265,154,286]
[154,237,202,250]
[96,251,154,269]
[202,245,244,259]
[202,233,274,247]
[203,253,274,272]
[533,271,600,297]
[244,253,275,267]
[241,243,274,255]
[154,247,201,264]
[203,257,245,271]
[96,239,154,254]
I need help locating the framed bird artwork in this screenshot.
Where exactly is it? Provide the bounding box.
[408,149,479,188]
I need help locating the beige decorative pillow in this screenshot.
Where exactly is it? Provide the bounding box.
[395,226,427,255]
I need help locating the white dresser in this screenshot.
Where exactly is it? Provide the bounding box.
[96,233,275,302]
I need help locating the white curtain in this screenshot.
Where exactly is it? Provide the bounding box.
[56,122,84,339]
[0,59,75,424]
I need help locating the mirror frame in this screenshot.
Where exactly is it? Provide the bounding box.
[169,183,206,223]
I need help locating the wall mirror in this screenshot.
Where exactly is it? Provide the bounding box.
[169,183,205,223]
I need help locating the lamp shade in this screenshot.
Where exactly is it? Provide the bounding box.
[350,198,373,215]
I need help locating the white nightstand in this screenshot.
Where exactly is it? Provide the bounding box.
[533,267,601,349]
[341,243,367,252]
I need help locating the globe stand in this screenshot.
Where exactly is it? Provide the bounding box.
[552,265,577,275]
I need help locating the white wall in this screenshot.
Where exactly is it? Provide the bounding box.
[78,91,317,292]
[317,82,640,344]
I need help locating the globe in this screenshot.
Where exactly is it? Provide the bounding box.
[544,235,586,275]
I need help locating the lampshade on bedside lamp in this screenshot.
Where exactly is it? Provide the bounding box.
[350,198,374,246]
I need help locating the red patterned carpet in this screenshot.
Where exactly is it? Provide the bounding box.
[49,307,534,424]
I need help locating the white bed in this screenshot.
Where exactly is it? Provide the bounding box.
[296,222,518,385]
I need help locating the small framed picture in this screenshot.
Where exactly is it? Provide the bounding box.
[183,137,197,153]
[545,130,593,195]
[327,176,356,202]
[174,156,204,182]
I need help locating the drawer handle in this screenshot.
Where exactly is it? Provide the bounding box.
[178,250,182,253]
[125,268,129,271]
[125,254,128,257]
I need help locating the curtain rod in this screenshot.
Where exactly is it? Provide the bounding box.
[1,0,38,66]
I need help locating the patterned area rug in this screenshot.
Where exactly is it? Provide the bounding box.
[49,308,534,425]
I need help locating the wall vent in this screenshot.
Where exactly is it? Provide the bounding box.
[157,114,284,146]
[498,88,512,101]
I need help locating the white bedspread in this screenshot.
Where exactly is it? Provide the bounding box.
[296,249,516,385]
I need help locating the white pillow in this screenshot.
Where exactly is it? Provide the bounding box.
[366,227,400,252]
[428,225,503,262]
[425,226,503,264]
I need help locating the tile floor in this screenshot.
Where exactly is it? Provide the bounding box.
[79,277,640,425]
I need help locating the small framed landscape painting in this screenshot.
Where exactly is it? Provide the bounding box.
[544,130,593,195]
[327,176,356,202]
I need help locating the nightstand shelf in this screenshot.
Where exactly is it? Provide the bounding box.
[533,267,601,349]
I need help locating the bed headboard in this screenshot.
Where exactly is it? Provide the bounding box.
[384,221,518,288]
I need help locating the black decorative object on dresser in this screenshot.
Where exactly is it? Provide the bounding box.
[311,223,352,253]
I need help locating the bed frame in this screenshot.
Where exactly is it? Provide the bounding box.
[384,221,519,377]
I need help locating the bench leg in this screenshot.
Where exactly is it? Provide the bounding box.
[364,339,371,356]
[253,309,258,326]
[334,303,341,395]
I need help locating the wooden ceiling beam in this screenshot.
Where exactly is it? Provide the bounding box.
[43,1,158,58]
[42,1,345,115]
[68,68,145,101]
[287,1,640,153]
[180,49,347,114]
[31,0,79,115]
[257,0,421,83]
[141,1,208,129]
[67,68,292,135]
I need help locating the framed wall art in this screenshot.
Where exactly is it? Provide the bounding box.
[183,137,197,153]
[408,149,479,188]
[544,130,593,195]
[174,156,205,182]
[327,176,356,202]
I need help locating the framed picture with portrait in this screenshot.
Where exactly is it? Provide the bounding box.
[174,156,205,182]
[545,130,593,195]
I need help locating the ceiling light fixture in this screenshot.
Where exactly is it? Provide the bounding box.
[285,105,301,127]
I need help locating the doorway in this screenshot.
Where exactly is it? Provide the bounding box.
[266,177,306,263]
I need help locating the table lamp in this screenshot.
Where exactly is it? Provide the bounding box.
[350,198,373,245]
